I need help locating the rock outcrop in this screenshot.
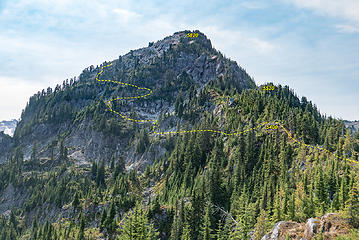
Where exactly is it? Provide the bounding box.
[261,221,304,240]
[261,213,351,240]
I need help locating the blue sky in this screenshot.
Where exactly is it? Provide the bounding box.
[0,0,358,120]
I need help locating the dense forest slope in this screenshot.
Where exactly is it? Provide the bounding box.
[0,30,358,239]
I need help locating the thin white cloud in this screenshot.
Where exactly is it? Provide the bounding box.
[336,24,359,33]
[113,8,141,23]
[286,0,359,34]
[248,37,275,54]
[241,1,267,10]
[0,35,53,55]
[0,76,45,120]
[0,34,105,83]
[197,26,276,58]
[286,0,359,23]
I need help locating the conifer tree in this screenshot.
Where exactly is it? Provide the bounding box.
[181,221,191,240]
[9,210,17,231]
[339,171,349,210]
[170,200,184,239]
[294,181,308,221]
[230,218,248,240]
[170,212,180,240]
[77,213,85,240]
[272,186,282,223]
[119,204,159,240]
[315,165,327,214]
[345,175,359,227]
[106,201,117,235]
[208,140,225,206]
[216,220,228,240]
[201,203,214,240]
[282,185,289,218]
[91,161,97,179]
[59,140,68,160]
[72,192,80,210]
[288,193,295,220]
[100,208,107,231]
[96,160,106,187]
[254,209,270,240]
[113,156,125,180]
[30,142,38,162]
[187,193,203,239]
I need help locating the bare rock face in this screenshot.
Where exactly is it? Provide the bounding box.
[261,221,303,240]
[320,213,351,239]
[304,218,321,239]
[262,213,351,240]
[0,183,27,215]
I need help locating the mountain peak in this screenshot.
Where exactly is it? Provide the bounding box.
[15,30,255,164]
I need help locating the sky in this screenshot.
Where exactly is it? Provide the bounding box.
[0,0,358,121]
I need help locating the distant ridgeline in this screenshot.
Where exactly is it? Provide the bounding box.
[345,120,359,133]
[0,119,17,137]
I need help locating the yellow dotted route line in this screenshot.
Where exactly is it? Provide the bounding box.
[275,121,358,164]
[96,63,358,164]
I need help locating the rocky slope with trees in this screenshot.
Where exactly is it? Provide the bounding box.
[0,30,358,239]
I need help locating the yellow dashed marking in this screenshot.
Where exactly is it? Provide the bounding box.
[96,63,358,164]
